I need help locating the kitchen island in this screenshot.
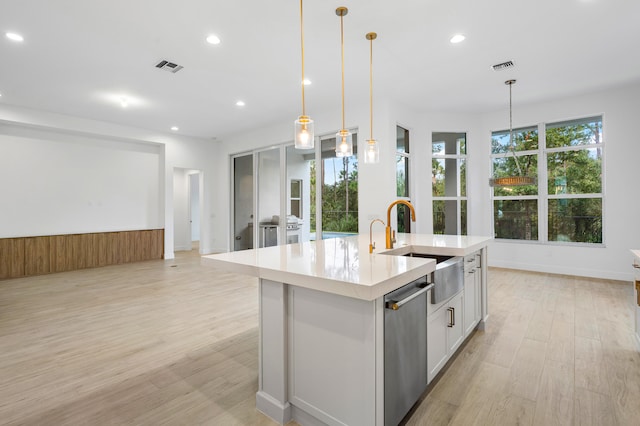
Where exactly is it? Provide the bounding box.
[203,233,492,426]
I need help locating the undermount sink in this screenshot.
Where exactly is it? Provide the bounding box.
[383,250,464,304]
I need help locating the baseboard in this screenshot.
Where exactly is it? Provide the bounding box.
[290,405,330,426]
[488,260,631,282]
[256,391,292,425]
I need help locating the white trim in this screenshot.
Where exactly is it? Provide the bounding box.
[256,391,292,425]
[489,259,631,281]
[545,143,603,154]
[547,193,602,200]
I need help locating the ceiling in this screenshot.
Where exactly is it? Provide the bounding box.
[1,0,639,140]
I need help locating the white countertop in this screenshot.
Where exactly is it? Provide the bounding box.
[631,249,640,260]
[202,233,492,301]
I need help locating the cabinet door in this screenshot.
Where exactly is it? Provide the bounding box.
[463,268,477,336]
[447,292,464,354]
[427,305,448,383]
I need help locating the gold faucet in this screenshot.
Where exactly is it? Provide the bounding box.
[386,200,416,249]
[369,219,385,253]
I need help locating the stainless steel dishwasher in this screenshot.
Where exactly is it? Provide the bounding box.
[384,275,434,426]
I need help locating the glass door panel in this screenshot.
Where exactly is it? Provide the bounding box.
[232,154,254,251]
[286,145,315,243]
[256,148,281,247]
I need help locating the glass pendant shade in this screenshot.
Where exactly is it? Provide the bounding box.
[364,139,379,164]
[335,129,353,157]
[294,115,314,149]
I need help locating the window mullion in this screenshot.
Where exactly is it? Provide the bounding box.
[539,123,548,243]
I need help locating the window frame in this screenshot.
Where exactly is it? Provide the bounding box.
[396,125,412,232]
[490,116,605,246]
[432,132,468,235]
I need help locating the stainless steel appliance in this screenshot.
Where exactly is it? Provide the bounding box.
[259,223,278,247]
[272,215,301,244]
[384,254,464,425]
[384,276,434,426]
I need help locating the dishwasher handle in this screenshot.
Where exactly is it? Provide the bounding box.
[385,283,434,310]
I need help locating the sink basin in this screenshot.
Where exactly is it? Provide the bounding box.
[384,251,464,304]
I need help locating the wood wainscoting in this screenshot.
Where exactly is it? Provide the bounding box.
[0,229,164,280]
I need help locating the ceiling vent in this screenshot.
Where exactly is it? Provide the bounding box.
[492,60,515,71]
[155,60,183,73]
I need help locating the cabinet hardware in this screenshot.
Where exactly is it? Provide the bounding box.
[447,307,454,327]
[385,283,434,310]
[452,307,455,326]
[633,263,640,269]
[636,281,640,307]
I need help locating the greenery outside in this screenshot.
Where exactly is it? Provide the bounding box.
[492,118,603,243]
[310,158,358,235]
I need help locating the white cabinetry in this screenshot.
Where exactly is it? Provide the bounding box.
[427,250,483,383]
[427,290,463,383]
[463,251,482,337]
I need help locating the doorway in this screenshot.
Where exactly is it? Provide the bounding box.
[189,172,201,251]
[173,168,201,252]
[232,154,254,251]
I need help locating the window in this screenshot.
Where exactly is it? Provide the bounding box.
[310,134,358,239]
[432,132,467,235]
[290,179,302,218]
[396,126,411,232]
[491,126,538,240]
[491,116,603,244]
[546,117,603,243]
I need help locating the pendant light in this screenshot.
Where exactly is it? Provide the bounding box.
[294,0,314,149]
[364,32,379,164]
[335,6,353,157]
[489,80,536,187]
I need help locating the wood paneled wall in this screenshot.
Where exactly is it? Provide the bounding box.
[0,229,164,280]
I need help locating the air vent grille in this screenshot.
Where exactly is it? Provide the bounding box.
[492,60,515,71]
[155,60,183,73]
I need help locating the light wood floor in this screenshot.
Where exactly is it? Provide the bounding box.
[0,251,638,425]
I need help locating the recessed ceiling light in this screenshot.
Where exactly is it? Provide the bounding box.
[206,34,221,45]
[450,34,465,44]
[236,100,245,107]
[303,79,312,86]
[6,32,24,42]
[120,97,129,108]
[171,126,179,131]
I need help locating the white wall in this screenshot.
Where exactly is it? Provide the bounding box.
[0,122,161,237]
[0,103,221,258]
[475,82,640,281]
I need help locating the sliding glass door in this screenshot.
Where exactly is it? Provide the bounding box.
[230,132,358,249]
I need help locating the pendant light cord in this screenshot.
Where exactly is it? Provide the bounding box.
[340,13,345,130]
[300,0,306,116]
[369,36,373,140]
[508,81,524,175]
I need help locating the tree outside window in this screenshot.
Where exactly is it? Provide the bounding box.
[491,116,603,244]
